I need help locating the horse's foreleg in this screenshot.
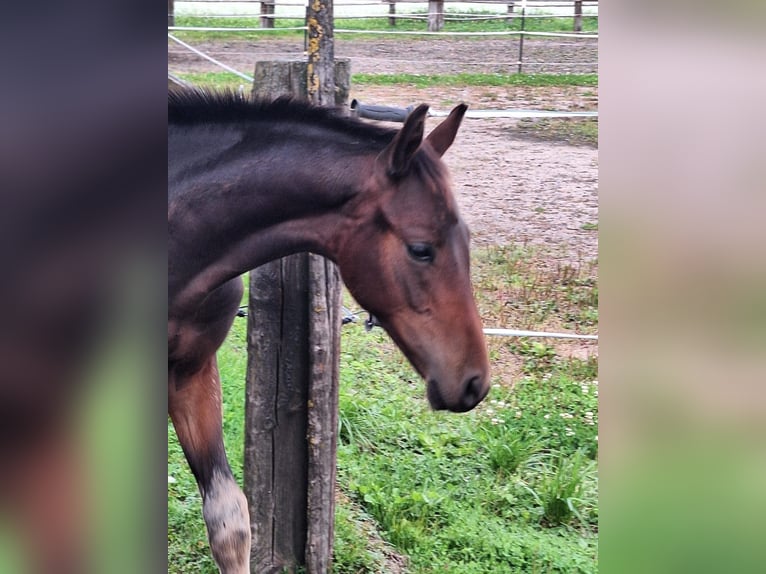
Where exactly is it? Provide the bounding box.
[169,357,250,574]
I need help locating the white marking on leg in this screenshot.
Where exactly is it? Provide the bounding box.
[203,471,251,574]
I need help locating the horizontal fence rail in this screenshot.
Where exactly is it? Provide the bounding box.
[168,26,597,38]
[484,328,597,340]
[173,1,598,6]
[170,0,599,34]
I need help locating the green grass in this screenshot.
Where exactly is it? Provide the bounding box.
[472,245,598,333]
[172,72,247,91]
[171,11,597,40]
[174,71,598,91]
[511,117,599,147]
[168,244,598,573]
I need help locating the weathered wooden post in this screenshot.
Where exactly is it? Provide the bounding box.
[244,1,349,571]
[506,1,515,23]
[304,4,341,572]
[428,0,445,32]
[388,0,397,27]
[306,0,336,106]
[167,0,174,27]
[260,1,275,29]
[574,1,583,32]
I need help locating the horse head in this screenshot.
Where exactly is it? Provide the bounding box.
[337,104,490,412]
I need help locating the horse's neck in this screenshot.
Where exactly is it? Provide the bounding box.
[169,123,371,311]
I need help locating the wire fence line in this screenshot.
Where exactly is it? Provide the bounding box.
[169,26,596,38]
[169,0,598,34]
[169,37,598,119]
[168,33,255,81]
[168,8,598,89]
[167,47,595,68]
[169,0,597,75]
[168,37,598,117]
[168,0,599,77]
[171,13,591,21]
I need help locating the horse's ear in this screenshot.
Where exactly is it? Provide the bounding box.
[380,104,429,178]
[425,103,468,157]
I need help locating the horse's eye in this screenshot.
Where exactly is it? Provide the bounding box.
[407,242,435,263]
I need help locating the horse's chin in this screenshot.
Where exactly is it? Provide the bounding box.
[426,379,447,410]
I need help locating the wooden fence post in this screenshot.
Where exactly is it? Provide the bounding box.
[245,54,349,574]
[167,0,174,27]
[306,0,335,106]
[428,0,444,32]
[245,256,311,573]
[304,5,341,572]
[388,1,397,26]
[506,1,515,23]
[261,1,275,29]
[574,1,583,32]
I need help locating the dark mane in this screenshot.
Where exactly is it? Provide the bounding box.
[169,87,396,147]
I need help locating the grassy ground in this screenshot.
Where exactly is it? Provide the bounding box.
[175,71,597,90]
[511,117,599,147]
[168,244,598,573]
[171,11,597,40]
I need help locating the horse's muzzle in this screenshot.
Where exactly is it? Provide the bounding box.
[426,374,489,413]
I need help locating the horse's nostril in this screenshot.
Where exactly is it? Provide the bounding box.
[428,375,489,412]
[460,375,489,411]
[465,377,479,401]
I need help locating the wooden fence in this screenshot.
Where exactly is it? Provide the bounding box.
[168,1,598,33]
[380,1,593,32]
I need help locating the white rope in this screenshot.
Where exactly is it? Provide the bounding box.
[484,328,597,340]
[339,310,598,341]
[430,109,597,118]
[374,13,586,19]
[169,25,595,38]
[250,13,595,20]
[169,25,306,31]
[168,33,255,82]
[336,29,597,37]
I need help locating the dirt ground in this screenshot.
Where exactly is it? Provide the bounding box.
[168,36,598,75]
[169,36,598,263]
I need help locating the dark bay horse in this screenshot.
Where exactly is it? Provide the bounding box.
[168,89,490,573]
